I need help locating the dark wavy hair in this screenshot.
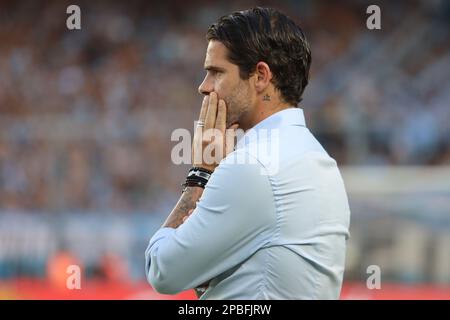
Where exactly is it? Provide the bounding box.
[206,7,312,106]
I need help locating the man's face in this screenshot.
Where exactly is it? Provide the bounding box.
[198,40,253,128]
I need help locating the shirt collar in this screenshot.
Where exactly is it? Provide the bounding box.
[236,107,306,150]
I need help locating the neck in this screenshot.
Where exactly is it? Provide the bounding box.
[241,99,292,132]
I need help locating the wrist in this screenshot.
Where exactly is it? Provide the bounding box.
[192,163,216,173]
[181,167,213,193]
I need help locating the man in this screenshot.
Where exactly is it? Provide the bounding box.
[145,7,350,299]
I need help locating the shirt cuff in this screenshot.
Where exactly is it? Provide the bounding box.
[145,227,176,278]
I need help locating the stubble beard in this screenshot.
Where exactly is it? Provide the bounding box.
[224,83,251,129]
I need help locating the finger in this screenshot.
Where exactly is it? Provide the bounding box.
[205,92,218,129]
[195,96,209,136]
[199,96,209,123]
[215,99,227,134]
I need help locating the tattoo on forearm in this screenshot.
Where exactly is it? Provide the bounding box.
[162,186,204,229]
[161,186,209,295]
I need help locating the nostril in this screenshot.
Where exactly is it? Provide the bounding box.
[199,88,209,96]
[198,86,207,96]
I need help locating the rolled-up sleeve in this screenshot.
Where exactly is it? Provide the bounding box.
[145,151,276,294]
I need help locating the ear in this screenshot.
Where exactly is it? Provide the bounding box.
[254,61,272,93]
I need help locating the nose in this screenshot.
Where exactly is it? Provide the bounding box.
[198,76,213,95]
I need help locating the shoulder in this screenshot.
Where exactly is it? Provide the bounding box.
[230,126,331,175]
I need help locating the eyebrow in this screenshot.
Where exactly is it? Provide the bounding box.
[204,65,226,72]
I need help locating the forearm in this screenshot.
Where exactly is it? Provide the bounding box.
[161,186,208,298]
[162,186,204,229]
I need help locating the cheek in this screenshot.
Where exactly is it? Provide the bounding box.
[217,74,242,101]
[213,78,228,99]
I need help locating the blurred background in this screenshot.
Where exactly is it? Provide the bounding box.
[0,0,449,299]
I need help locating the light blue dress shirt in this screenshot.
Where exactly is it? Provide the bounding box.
[145,108,351,299]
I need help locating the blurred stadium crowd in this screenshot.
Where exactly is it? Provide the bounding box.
[0,0,449,289]
[0,0,448,212]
